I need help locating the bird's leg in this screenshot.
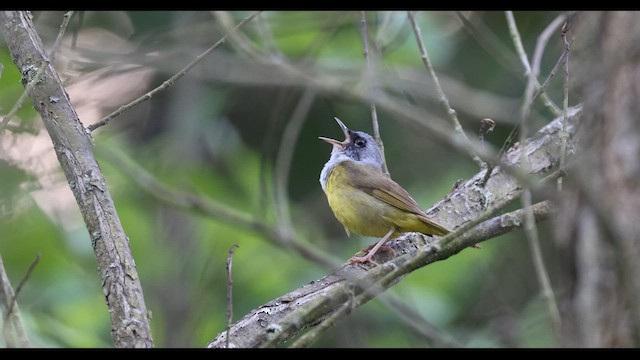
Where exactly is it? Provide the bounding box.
[348,228,396,264]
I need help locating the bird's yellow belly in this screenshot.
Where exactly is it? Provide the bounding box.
[325,165,404,237]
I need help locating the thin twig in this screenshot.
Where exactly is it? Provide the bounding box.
[4,253,40,324]
[0,66,46,131]
[529,44,570,112]
[374,11,396,54]
[226,244,239,349]
[71,11,83,49]
[455,11,561,117]
[1,11,74,132]
[478,118,496,186]
[528,12,572,116]
[49,11,74,63]
[455,11,522,77]
[0,253,31,348]
[531,13,567,86]
[212,11,265,59]
[360,11,388,175]
[506,10,562,339]
[274,89,316,238]
[558,21,572,192]
[87,11,261,132]
[501,15,571,168]
[254,12,280,57]
[505,12,562,117]
[407,11,485,169]
[523,190,562,335]
[377,294,461,347]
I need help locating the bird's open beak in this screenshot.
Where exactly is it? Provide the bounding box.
[318,117,351,149]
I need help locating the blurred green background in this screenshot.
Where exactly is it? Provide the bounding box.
[0,11,566,347]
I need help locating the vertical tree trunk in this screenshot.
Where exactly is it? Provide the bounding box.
[556,11,640,347]
[0,11,154,348]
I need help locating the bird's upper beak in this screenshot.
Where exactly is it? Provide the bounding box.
[318,117,351,149]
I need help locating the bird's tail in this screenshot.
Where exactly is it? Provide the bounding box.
[418,215,451,237]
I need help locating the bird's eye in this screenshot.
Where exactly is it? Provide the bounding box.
[354,138,366,147]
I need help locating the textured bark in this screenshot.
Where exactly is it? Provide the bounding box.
[208,108,580,348]
[555,11,640,347]
[0,11,153,348]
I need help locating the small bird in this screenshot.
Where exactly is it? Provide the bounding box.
[319,117,451,264]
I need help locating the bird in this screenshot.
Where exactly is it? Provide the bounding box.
[319,117,451,264]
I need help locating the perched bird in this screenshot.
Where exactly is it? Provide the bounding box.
[319,117,451,264]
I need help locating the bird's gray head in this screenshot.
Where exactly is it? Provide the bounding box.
[319,117,383,191]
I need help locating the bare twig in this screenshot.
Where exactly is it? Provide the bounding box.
[226,244,239,349]
[529,43,570,114]
[477,118,496,187]
[506,10,562,339]
[0,65,46,132]
[455,11,522,76]
[0,253,30,348]
[505,12,562,117]
[274,88,316,239]
[212,11,265,59]
[360,11,388,175]
[528,12,574,115]
[4,253,40,324]
[1,11,74,132]
[407,11,485,168]
[531,13,568,86]
[455,11,561,117]
[377,294,461,347]
[71,11,83,49]
[49,11,74,63]
[87,11,261,132]
[558,21,572,192]
[523,190,562,336]
[254,13,280,57]
[374,11,396,53]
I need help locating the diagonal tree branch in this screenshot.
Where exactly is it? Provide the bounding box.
[0,11,153,348]
[207,106,581,348]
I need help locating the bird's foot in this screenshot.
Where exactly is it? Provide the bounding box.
[348,244,395,265]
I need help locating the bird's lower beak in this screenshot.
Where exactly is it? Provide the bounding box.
[318,136,347,149]
[318,117,351,149]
